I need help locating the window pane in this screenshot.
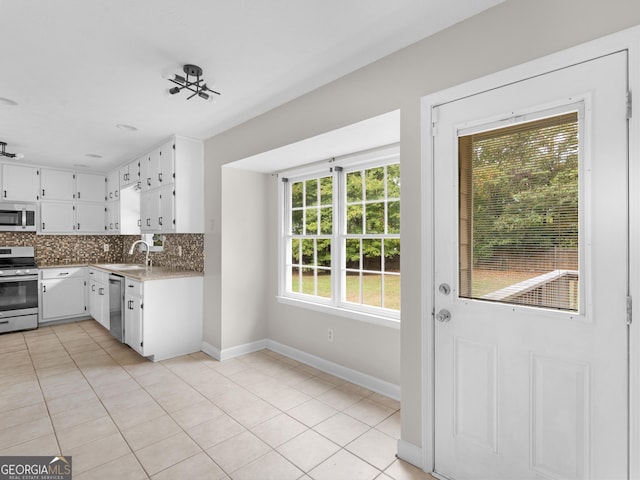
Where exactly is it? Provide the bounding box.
[320,177,332,205]
[306,208,318,235]
[292,182,303,208]
[301,239,314,266]
[387,164,401,198]
[363,239,382,271]
[347,171,362,203]
[291,210,303,235]
[387,201,400,234]
[365,202,385,234]
[347,204,363,234]
[291,239,300,265]
[320,207,332,235]
[302,268,315,295]
[317,239,331,267]
[291,267,301,293]
[363,274,382,307]
[345,272,361,304]
[317,270,331,298]
[384,239,400,272]
[384,274,401,310]
[345,239,361,269]
[305,179,318,206]
[365,167,385,200]
[459,112,579,312]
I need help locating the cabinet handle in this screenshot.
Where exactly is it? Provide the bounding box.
[0,321,9,325]
[146,218,150,227]
[42,222,45,230]
[91,284,96,291]
[128,300,133,310]
[99,287,104,295]
[137,219,141,227]
[77,191,81,199]
[77,223,80,230]
[109,223,113,230]
[42,189,45,197]
[158,172,162,183]
[158,216,162,226]
[147,178,151,186]
[43,284,47,293]
[109,192,113,199]
[115,190,119,198]
[115,222,119,229]
[3,191,6,198]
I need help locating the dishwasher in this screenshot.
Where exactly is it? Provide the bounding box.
[108,274,125,342]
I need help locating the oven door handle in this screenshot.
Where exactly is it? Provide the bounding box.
[0,275,38,282]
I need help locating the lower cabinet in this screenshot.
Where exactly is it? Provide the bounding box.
[88,268,109,330]
[123,275,202,361]
[40,267,88,324]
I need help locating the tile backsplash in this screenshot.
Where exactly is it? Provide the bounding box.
[0,233,203,271]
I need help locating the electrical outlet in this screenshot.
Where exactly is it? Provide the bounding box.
[328,328,334,342]
[178,246,183,257]
[103,244,109,252]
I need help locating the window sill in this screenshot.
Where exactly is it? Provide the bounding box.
[276,296,401,330]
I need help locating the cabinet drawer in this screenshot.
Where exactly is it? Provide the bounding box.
[88,268,109,283]
[41,267,85,280]
[125,278,143,297]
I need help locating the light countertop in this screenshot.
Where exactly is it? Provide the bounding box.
[39,263,203,281]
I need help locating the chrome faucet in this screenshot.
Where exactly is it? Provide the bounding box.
[129,239,151,268]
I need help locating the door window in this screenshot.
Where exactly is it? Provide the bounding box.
[458,111,580,312]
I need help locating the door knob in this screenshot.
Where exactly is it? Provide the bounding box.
[435,309,451,323]
[439,283,451,295]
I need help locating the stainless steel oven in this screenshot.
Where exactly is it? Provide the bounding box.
[0,247,38,333]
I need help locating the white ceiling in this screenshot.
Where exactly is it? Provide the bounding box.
[0,0,503,173]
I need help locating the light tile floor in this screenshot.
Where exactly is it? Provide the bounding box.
[0,320,435,480]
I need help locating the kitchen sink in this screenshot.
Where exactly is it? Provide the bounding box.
[104,263,147,271]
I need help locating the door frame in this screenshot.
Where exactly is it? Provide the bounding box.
[420,26,640,478]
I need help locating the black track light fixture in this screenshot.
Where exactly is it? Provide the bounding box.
[165,64,221,102]
[0,142,23,159]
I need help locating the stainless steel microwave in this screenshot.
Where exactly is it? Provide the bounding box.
[0,203,37,231]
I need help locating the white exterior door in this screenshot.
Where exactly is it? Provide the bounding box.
[433,52,628,479]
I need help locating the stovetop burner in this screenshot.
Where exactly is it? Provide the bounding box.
[0,247,37,272]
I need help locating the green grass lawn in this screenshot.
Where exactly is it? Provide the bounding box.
[293,272,401,310]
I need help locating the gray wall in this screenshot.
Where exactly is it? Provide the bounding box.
[203,0,640,453]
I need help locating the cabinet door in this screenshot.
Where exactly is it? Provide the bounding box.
[147,147,161,190]
[119,165,130,187]
[76,204,105,233]
[157,141,174,187]
[40,202,75,233]
[88,279,100,321]
[124,293,144,355]
[1,164,39,202]
[140,153,152,191]
[106,202,120,233]
[40,169,75,201]
[41,277,86,321]
[159,184,175,232]
[128,158,141,188]
[140,190,160,232]
[76,173,106,203]
[106,171,119,201]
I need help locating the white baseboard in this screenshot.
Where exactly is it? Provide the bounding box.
[201,339,267,361]
[201,341,221,360]
[266,339,400,401]
[397,439,423,470]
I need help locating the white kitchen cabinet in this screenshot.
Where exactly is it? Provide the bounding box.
[76,172,106,203]
[76,203,106,233]
[106,171,119,202]
[106,202,119,233]
[138,136,202,233]
[40,202,75,233]
[88,268,109,330]
[39,267,87,324]
[120,158,140,188]
[124,278,143,355]
[40,169,75,201]
[123,275,202,361]
[1,164,40,202]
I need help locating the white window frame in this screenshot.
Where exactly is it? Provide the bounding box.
[277,145,400,328]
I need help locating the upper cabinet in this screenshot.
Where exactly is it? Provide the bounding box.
[139,136,203,234]
[106,171,119,202]
[76,173,106,203]
[40,169,75,201]
[1,164,40,202]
